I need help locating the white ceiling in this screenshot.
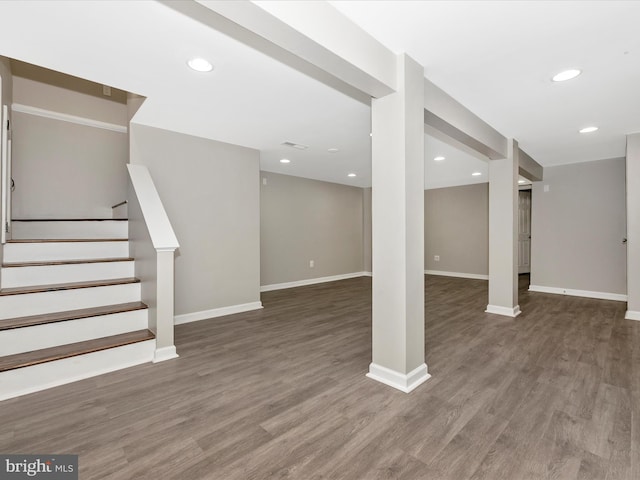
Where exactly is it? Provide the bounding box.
[1,1,638,189]
[0,0,371,187]
[330,0,640,167]
[425,135,488,190]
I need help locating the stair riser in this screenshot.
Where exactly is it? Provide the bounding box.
[4,241,129,262]
[0,283,141,320]
[0,340,155,401]
[12,221,128,240]
[0,310,149,356]
[1,261,135,288]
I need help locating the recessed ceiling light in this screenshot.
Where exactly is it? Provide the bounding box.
[348,173,357,177]
[579,126,598,133]
[187,57,214,72]
[518,180,526,184]
[472,172,482,176]
[434,156,445,161]
[552,69,581,82]
[279,159,291,164]
[328,148,339,153]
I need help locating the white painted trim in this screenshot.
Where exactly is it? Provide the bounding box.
[485,304,522,317]
[12,103,127,133]
[153,346,179,363]
[0,309,147,356]
[626,311,640,321]
[1,104,8,245]
[260,271,369,292]
[0,340,154,401]
[366,363,431,393]
[362,271,373,277]
[425,270,489,280]
[529,284,628,302]
[128,164,179,250]
[174,301,263,325]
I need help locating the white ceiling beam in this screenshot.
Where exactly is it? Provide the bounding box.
[424,78,507,161]
[249,1,397,95]
[163,0,396,101]
[424,111,496,162]
[518,148,543,181]
[164,0,544,178]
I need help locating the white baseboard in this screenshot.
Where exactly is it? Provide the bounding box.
[153,346,179,363]
[366,362,431,393]
[485,304,522,317]
[260,271,369,292]
[529,285,627,302]
[362,271,373,277]
[425,270,489,280]
[625,310,640,321]
[174,301,263,325]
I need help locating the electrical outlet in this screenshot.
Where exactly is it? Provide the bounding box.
[262,178,267,185]
[309,260,315,268]
[434,255,440,262]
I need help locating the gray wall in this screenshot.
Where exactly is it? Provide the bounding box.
[12,113,128,218]
[531,157,627,295]
[11,76,128,219]
[260,172,364,286]
[130,124,261,315]
[425,183,489,276]
[0,57,11,103]
[13,76,127,125]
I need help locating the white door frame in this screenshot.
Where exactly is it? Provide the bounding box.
[1,96,8,244]
[1,102,11,244]
[517,187,532,274]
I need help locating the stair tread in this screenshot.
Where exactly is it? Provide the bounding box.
[13,218,128,222]
[0,329,155,372]
[0,301,148,331]
[8,238,128,243]
[0,277,140,296]
[3,257,134,267]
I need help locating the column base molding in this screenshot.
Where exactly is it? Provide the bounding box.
[366,362,430,393]
[153,346,179,363]
[626,310,640,321]
[485,304,521,317]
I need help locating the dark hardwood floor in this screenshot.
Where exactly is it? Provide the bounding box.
[1,274,636,479]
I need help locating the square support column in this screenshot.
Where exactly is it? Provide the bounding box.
[486,139,520,317]
[626,134,640,320]
[367,54,429,393]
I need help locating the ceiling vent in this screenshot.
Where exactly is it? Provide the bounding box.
[282,141,309,150]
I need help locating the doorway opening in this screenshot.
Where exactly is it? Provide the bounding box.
[518,183,532,288]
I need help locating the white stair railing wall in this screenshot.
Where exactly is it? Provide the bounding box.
[127,163,179,362]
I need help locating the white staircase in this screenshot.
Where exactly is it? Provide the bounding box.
[0,219,155,401]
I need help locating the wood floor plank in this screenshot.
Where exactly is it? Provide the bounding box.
[12,218,128,222]
[0,274,635,479]
[7,238,128,243]
[578,450,610,480]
